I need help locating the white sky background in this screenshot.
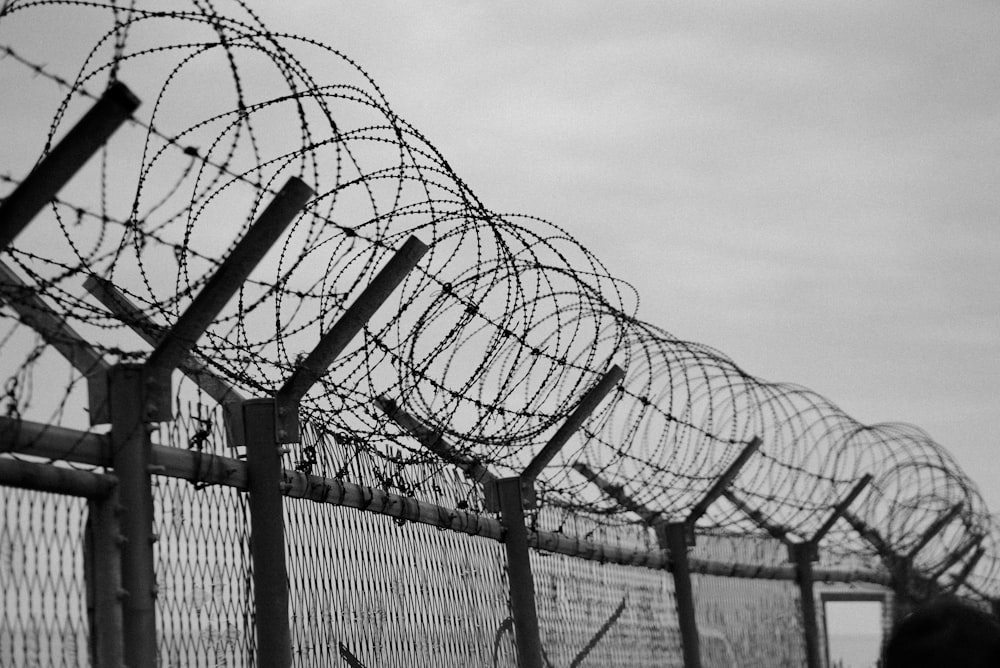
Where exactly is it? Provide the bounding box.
[244,2,1000,510]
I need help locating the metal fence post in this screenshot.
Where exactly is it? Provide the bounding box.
[662,522,701,668]
[86,487,125,668]
[728,474,871,668]
[496,476,545,668]
[107,363,158,667]
[243,398,292,668]
[789,542,821,668]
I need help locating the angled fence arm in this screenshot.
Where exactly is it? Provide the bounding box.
[84,274,246,406]
[145,177,313,418]
[520,365,624,498]
[275,235,426,442]
[571,462,661,526]
[947,546,985,593]
[843,510,916,622]
[905,503,964,561]
[0,81,140,249]
[929,534,982,582]
[722,489,789,542]
[0,260,110,423]
[810,474,873,545]
[84,274,249,444]
[686,437,762,531]
[842,510,895,563]
[375,395,499,509]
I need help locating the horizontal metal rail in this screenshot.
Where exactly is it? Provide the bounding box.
[0,455,116,497]
[0,416,889,583]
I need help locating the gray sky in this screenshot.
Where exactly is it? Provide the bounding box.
[249,2,1000,509]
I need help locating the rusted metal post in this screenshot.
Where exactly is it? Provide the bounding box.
[496,476,545,668]
[662,521,701,668]
[0,81,140,249]
[108,363,158,667]
[242,398,292,668]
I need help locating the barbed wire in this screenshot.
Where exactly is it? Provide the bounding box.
[1,0,996,600]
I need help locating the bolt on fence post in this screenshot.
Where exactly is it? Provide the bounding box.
[108,363,158,667]
[86,486,125,668]
[242,398,292,668]
[496,475,545,668]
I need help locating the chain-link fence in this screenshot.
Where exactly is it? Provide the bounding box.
[1,2,996,666]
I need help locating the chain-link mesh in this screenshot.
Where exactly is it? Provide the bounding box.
[0,487,88,666]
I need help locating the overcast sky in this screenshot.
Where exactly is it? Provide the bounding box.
[243,2,1000,509]
[1,1,996,515]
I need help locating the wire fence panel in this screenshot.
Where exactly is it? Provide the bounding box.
[693,573,806,668]
[155,477,253,668]
[532,552,681,667]
[287,500,514,667]
[0,486,88,667]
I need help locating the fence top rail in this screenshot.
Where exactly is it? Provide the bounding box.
[0,415,891,584]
